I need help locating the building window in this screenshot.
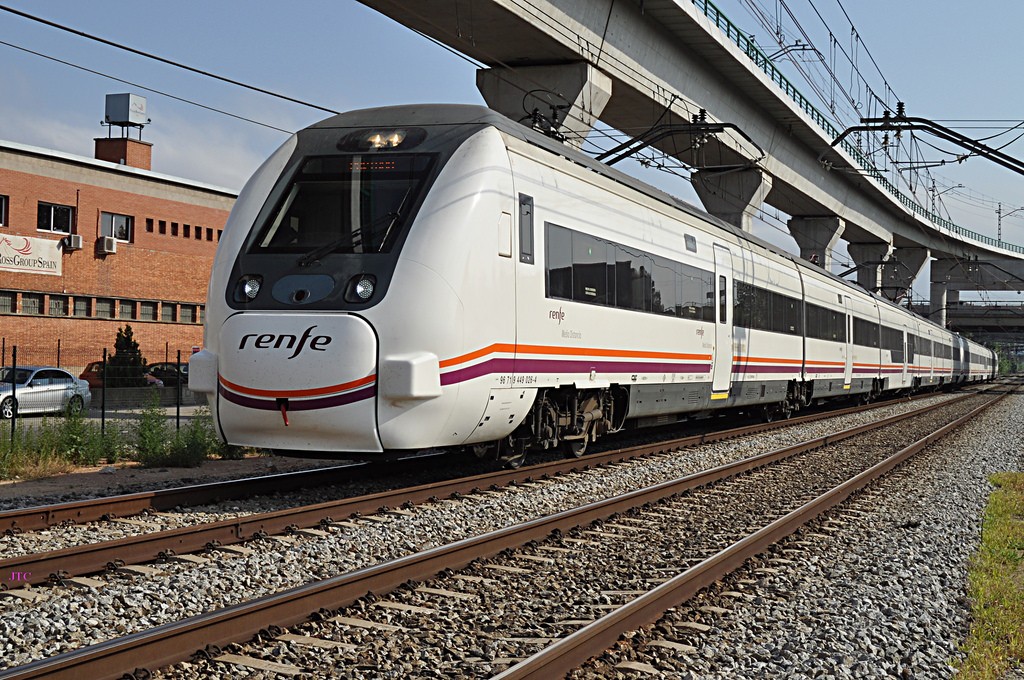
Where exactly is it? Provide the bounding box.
[205,227,213,241]
[49,295,68,316]
[0,194,8,227]
[194,226,202,240]
[171,222,179,237]
[37,202,74,234]
[217,230,222,241]
[183,224,191,238]
[159,220,166,234]
[181,304,197,323]
[95,298,114,318]
[101,212,133,241]
[118,299,135,320]
[146,218,154,233]
[73,297,91,317]
[198,306,205,323]
[139,301,157,321]
[0,291,14,313]
[161,303,176,322]
[21,293,43,315]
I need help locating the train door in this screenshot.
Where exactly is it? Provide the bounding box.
[712,244,733,398]
[841,295,853,387]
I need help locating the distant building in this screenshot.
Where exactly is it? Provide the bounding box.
[0,117,237,369]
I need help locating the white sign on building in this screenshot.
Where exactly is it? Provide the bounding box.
[0,235,62,276]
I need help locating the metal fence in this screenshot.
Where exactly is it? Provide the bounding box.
[1,341,204,446]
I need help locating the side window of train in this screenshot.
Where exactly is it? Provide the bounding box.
[718,276,727,323]
[519,194,534,264]
[544,222,713,319]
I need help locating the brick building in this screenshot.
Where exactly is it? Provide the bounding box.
[0,130,237,370]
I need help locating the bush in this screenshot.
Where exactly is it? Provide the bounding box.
[134,402,221,468]
[134,396,172,467]
[164,408,221,467]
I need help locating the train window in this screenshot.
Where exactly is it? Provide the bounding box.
[614,244,651,311]
[718,276,727,324]
[572,231,611,305]
[544,222,713,320]
[734,282,803,336]
[771,291,802,335]
[684,234,697,252]
[519,194,534,264]
[250,154,435,256]
[853,317,880,348]
[679,264,714,321]
[883,327,905,363]
[545,224,573,300]
[650,255,678,315]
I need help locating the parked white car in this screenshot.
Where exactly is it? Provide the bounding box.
[0,366,92,418]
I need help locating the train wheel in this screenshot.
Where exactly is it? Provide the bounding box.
[561,438,587,458]
[469,443,494,459]
[498,437,527,469]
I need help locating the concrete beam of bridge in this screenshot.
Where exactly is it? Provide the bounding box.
[357,0,1024,303]
[477,62,612,150]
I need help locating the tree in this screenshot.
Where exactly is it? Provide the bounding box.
[106,325,148,388]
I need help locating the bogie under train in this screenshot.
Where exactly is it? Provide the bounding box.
[190,105,997,462]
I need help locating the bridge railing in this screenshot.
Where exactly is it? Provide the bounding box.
[691,0,1024,255]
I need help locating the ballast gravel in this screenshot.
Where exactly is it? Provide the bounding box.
[578,391,1023,678]
[0,390,1018,678]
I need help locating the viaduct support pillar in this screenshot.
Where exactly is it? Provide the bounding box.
[477,62,612,150]
[930,280,949,327]
[847,241,891,294]
[787,216,845,269]
[692,168,773,233]
[880,247,929,303]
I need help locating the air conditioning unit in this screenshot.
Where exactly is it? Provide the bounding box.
[97,236,117,255]
[64,234,83,251]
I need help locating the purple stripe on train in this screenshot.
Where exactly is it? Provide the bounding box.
[440,358,712,386]
[219,384,377,411]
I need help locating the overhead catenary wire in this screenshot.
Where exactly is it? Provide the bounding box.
[0,4,341,115]
[0,38,293,134]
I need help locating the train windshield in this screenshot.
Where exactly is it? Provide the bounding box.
[249,153,435,259]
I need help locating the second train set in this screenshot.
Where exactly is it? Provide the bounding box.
[189,104,996,461]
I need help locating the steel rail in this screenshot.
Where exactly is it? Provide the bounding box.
[0,391,976,589]
[493,390,1011,679]
[0,390,941,536]
[0,390,998,680]
[0,462,369,534]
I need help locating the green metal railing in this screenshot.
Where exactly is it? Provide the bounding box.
[691,0,1024,254]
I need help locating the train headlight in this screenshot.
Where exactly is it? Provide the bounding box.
[367,131,405,149]
[344,274,377,303]
[337,127,427,152]
[355,277,374,299]
[234,275,263,303]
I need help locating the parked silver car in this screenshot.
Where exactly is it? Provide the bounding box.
[0,366,92,418]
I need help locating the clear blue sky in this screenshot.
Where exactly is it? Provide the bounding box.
[2,0,1023,290]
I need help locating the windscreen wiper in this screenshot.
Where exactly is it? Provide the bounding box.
[295,188,412,267]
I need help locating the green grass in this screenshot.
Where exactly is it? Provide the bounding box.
[957,472,1024,678]
[0,411,123,479]
[0,404,226,478]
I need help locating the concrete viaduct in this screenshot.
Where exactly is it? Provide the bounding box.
[359,0,1024,335]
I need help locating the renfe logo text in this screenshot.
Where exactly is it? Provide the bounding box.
[239,325,332,359]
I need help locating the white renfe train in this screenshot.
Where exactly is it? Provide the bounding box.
[189,104,997,463]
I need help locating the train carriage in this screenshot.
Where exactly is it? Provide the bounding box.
[190,104,996,461]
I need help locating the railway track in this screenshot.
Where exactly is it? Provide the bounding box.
[0,390,973,590]
[0,384,1011,679]
[0,389,951,537]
